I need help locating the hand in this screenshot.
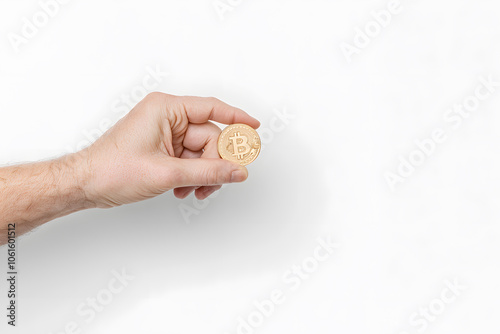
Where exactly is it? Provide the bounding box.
[78,93,260,208]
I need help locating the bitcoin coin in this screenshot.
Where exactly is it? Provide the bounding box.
[218,123,261,166]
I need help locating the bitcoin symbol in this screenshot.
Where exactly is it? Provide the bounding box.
[218,124,261,166]
[229,132,251,160]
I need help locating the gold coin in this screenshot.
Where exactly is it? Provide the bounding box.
[218,123,261,166]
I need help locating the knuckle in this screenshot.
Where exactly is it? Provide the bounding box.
[203,169,218,185]
[202,167,228,185]
[144,92,165,103]
[166,165,186,187]
[207,96,221,105]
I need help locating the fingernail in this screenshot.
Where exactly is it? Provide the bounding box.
[231,167,248,183]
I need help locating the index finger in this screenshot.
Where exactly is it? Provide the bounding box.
[177,96,261,129]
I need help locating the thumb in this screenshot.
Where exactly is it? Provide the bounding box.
[170,158,248,188]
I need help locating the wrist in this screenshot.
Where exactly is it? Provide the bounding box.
[61,150,97,211]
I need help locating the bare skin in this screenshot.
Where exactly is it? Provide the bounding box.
[0,93,260,245]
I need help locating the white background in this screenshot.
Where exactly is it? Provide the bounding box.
[1,0,500,333]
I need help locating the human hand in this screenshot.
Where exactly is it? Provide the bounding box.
[77,93,260,208]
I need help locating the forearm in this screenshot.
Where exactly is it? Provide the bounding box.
[0,152,94,244]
